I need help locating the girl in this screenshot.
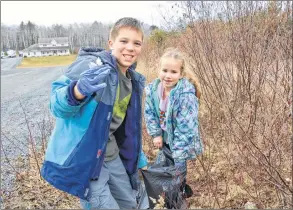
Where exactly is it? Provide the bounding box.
[144,47,204,206]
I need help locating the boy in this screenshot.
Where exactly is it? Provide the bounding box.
[41,17,147,209]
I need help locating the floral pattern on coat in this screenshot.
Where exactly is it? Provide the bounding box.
[144,78,204,162]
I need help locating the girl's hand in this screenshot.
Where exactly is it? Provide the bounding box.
[153,136,163,149]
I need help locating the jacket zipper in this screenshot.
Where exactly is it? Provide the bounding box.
[90,69,118,177]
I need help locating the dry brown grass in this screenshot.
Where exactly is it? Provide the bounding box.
[1,151,80,209]
[18,54,77,68]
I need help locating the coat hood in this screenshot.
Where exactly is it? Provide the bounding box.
[146,78,196,99]
[64,47,137,80]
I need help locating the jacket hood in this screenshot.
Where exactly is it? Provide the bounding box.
[78,47,117,70]
[65,47,137,80]
[79,47,137,71]
[175,78,196,95]
[146,78,196,97]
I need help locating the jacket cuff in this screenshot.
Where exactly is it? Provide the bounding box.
[138,152,148,169]
[151,130,162,138]
[67,81,86,106]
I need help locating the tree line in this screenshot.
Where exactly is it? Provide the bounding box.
[1,20,154,53]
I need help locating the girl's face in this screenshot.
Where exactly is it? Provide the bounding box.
[159,57,183,91]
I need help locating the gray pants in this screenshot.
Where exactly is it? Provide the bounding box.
[80,155,137,209]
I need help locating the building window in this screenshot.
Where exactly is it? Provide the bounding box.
[42,51,44,54]
[34,52,36,55]
[43,44,47,47]
[61,44,64,46]
[28,52,30,55]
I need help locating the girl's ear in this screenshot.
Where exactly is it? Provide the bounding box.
[180,71,184,79]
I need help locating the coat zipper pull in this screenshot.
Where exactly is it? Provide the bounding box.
[107,112,111,120]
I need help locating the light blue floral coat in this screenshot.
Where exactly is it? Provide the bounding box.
[144,78,204,162]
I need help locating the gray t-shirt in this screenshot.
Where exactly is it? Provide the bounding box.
[104,69,132,161]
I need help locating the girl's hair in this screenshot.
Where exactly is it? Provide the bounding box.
[160,47,201,99]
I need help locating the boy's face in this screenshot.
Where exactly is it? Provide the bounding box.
[108,27,143,72]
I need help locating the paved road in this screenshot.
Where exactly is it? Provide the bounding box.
[1,57,23,70]
[1,59,67,193]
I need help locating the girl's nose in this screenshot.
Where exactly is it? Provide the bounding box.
[165,73,171,78]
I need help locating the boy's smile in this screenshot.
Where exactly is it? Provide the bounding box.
[109,27,143,73]
[122,54,134,63]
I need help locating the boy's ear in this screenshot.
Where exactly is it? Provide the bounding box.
[108,40,113,50]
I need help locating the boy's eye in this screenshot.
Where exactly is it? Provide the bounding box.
[120,40,127,43]
[162,69,167,72]
[171,70,178,74]
[135,42,142,47]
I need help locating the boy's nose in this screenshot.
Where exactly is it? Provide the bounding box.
[126,43,134,51]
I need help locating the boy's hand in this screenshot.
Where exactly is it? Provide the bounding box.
[76,65,110,97]
[153,136,163,149]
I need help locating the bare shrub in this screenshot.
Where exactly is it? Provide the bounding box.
[141,1,292,209]
[1,103,79,209]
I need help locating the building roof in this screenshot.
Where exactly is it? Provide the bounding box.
[22,37,70,52]
[23,45,69,52]
[38,37,69,44]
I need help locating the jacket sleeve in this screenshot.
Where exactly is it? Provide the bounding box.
[50,54,103,119]
[49,75,90,119]
[172,93,203,162]
[144,86,162,138]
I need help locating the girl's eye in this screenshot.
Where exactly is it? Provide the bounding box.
[135,43,141,47]
[162,69,167,72]
[171,70,178,74]
[121,40,127,43]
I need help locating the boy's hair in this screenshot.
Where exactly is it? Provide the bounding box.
[160,47,201,99]
[109,17,144,41]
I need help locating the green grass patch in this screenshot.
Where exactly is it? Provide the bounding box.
[18,54,77,68]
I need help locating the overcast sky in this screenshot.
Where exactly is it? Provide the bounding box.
[1,1,170,27]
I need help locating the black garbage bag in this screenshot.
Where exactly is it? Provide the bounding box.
[141,146,193,209]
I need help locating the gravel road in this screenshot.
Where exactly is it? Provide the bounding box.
[1,58,67,194]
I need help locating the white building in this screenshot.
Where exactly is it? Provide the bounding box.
[23,37,70,57]
[7,50,16,58]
